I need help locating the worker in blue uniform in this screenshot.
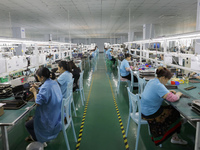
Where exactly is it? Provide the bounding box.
[25,67,62,146]
[141,67,187,146]
[190,72,200,79]
[57,61,73,98]
[108,49,116,66]
[105,47,111,59]
[120,53,135,80]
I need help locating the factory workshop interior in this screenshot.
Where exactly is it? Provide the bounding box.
[0,0,200,150]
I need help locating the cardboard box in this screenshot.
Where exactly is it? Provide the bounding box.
[0,107,4,116]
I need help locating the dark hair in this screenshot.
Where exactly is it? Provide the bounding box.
[58,61,72,72]
[125,53,131,58]
[69,60,81,71]
[156,66,173,79]
[36,67,50,79]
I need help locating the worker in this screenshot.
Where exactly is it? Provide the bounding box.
[69,60,81,92]
[108,48,116,66]
[120,53,137,82]
[25,67,62,146]
[190,72,200,79]
[89,49,95,60]
[141,66,187,146]
[105,47,112,59]
[57,61,73,98]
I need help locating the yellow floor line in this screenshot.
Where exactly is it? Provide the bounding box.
[76,76,94,150]
[105,60,129,150]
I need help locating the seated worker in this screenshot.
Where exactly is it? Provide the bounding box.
[108,48,116,66]
[26,67,62,146]
[95,46,99,53]
[104,47,107,53]
[190,72,200,79]
[105,47,112,58]
[72,50,77,58]
[141,66,187,146]
[57,61,73,98]
[120,53,138,82]
[89,50,95,60]
[69,60,81,92]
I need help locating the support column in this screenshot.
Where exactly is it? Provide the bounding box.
[44,34,52,41]
[128,32,135,42]
[195,0,200,54]
[12,27,26,56]
[1,126,9,150]
[143,24,155,50]
[58,37,65,43]
[195,122,200,150]
[143,24,155,40]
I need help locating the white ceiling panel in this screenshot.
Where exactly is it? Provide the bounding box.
[0,0,197,40]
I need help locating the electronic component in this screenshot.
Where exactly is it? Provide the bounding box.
[184,86,196,91]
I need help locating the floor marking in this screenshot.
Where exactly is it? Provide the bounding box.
[76,76,94,150]
[105,60,129,150]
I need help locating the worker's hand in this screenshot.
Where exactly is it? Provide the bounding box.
[170,90,176,94]
[31,83,39,90]
[196,76,200,80]
[190,72,196,76]
[130,66,135,70]
[176,92,183,98]
[29,86,37,94]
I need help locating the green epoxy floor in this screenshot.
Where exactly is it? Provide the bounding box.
[2,53,196,150]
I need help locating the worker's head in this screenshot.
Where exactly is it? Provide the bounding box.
[36,67,50,83]
[156,66,173,85]
[125,53,131,61]
[58,61,72,74]
[69,60,77,69]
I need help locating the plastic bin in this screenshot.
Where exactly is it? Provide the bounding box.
[26,142,44,150]
[0,76,9,83]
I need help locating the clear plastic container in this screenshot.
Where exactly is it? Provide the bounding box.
[185,77,189,84]
[26,142,44,150]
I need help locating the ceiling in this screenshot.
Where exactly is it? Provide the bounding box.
[0,0,197,41]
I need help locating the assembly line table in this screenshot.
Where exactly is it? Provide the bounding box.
[167,81,200,150]
[0,101,35,150]
[132,67,200,150]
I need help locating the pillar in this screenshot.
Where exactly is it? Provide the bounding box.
[44,34,52,41]
[12,27,26,55]
[195,0,200,54]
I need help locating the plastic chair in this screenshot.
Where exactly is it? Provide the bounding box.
[131,70,139,91]
[138,77,146,95]
[61,97,77,150]
[78,61,82,71]
[76,71,85,106]
[66,79,77,117]
[125,87,149,150]
[118,59,121,67]
[116,66,131,94]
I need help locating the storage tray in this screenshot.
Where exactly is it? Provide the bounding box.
[1,100,27,110]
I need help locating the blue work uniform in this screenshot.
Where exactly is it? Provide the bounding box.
[141,78,169,116]
[35,79,62,142]
[92,51,95,58]
[194,73,200,77]
[120,59,130,76]
[106,49,111,55]
[108,51,112,60]
[57,71,73,98]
